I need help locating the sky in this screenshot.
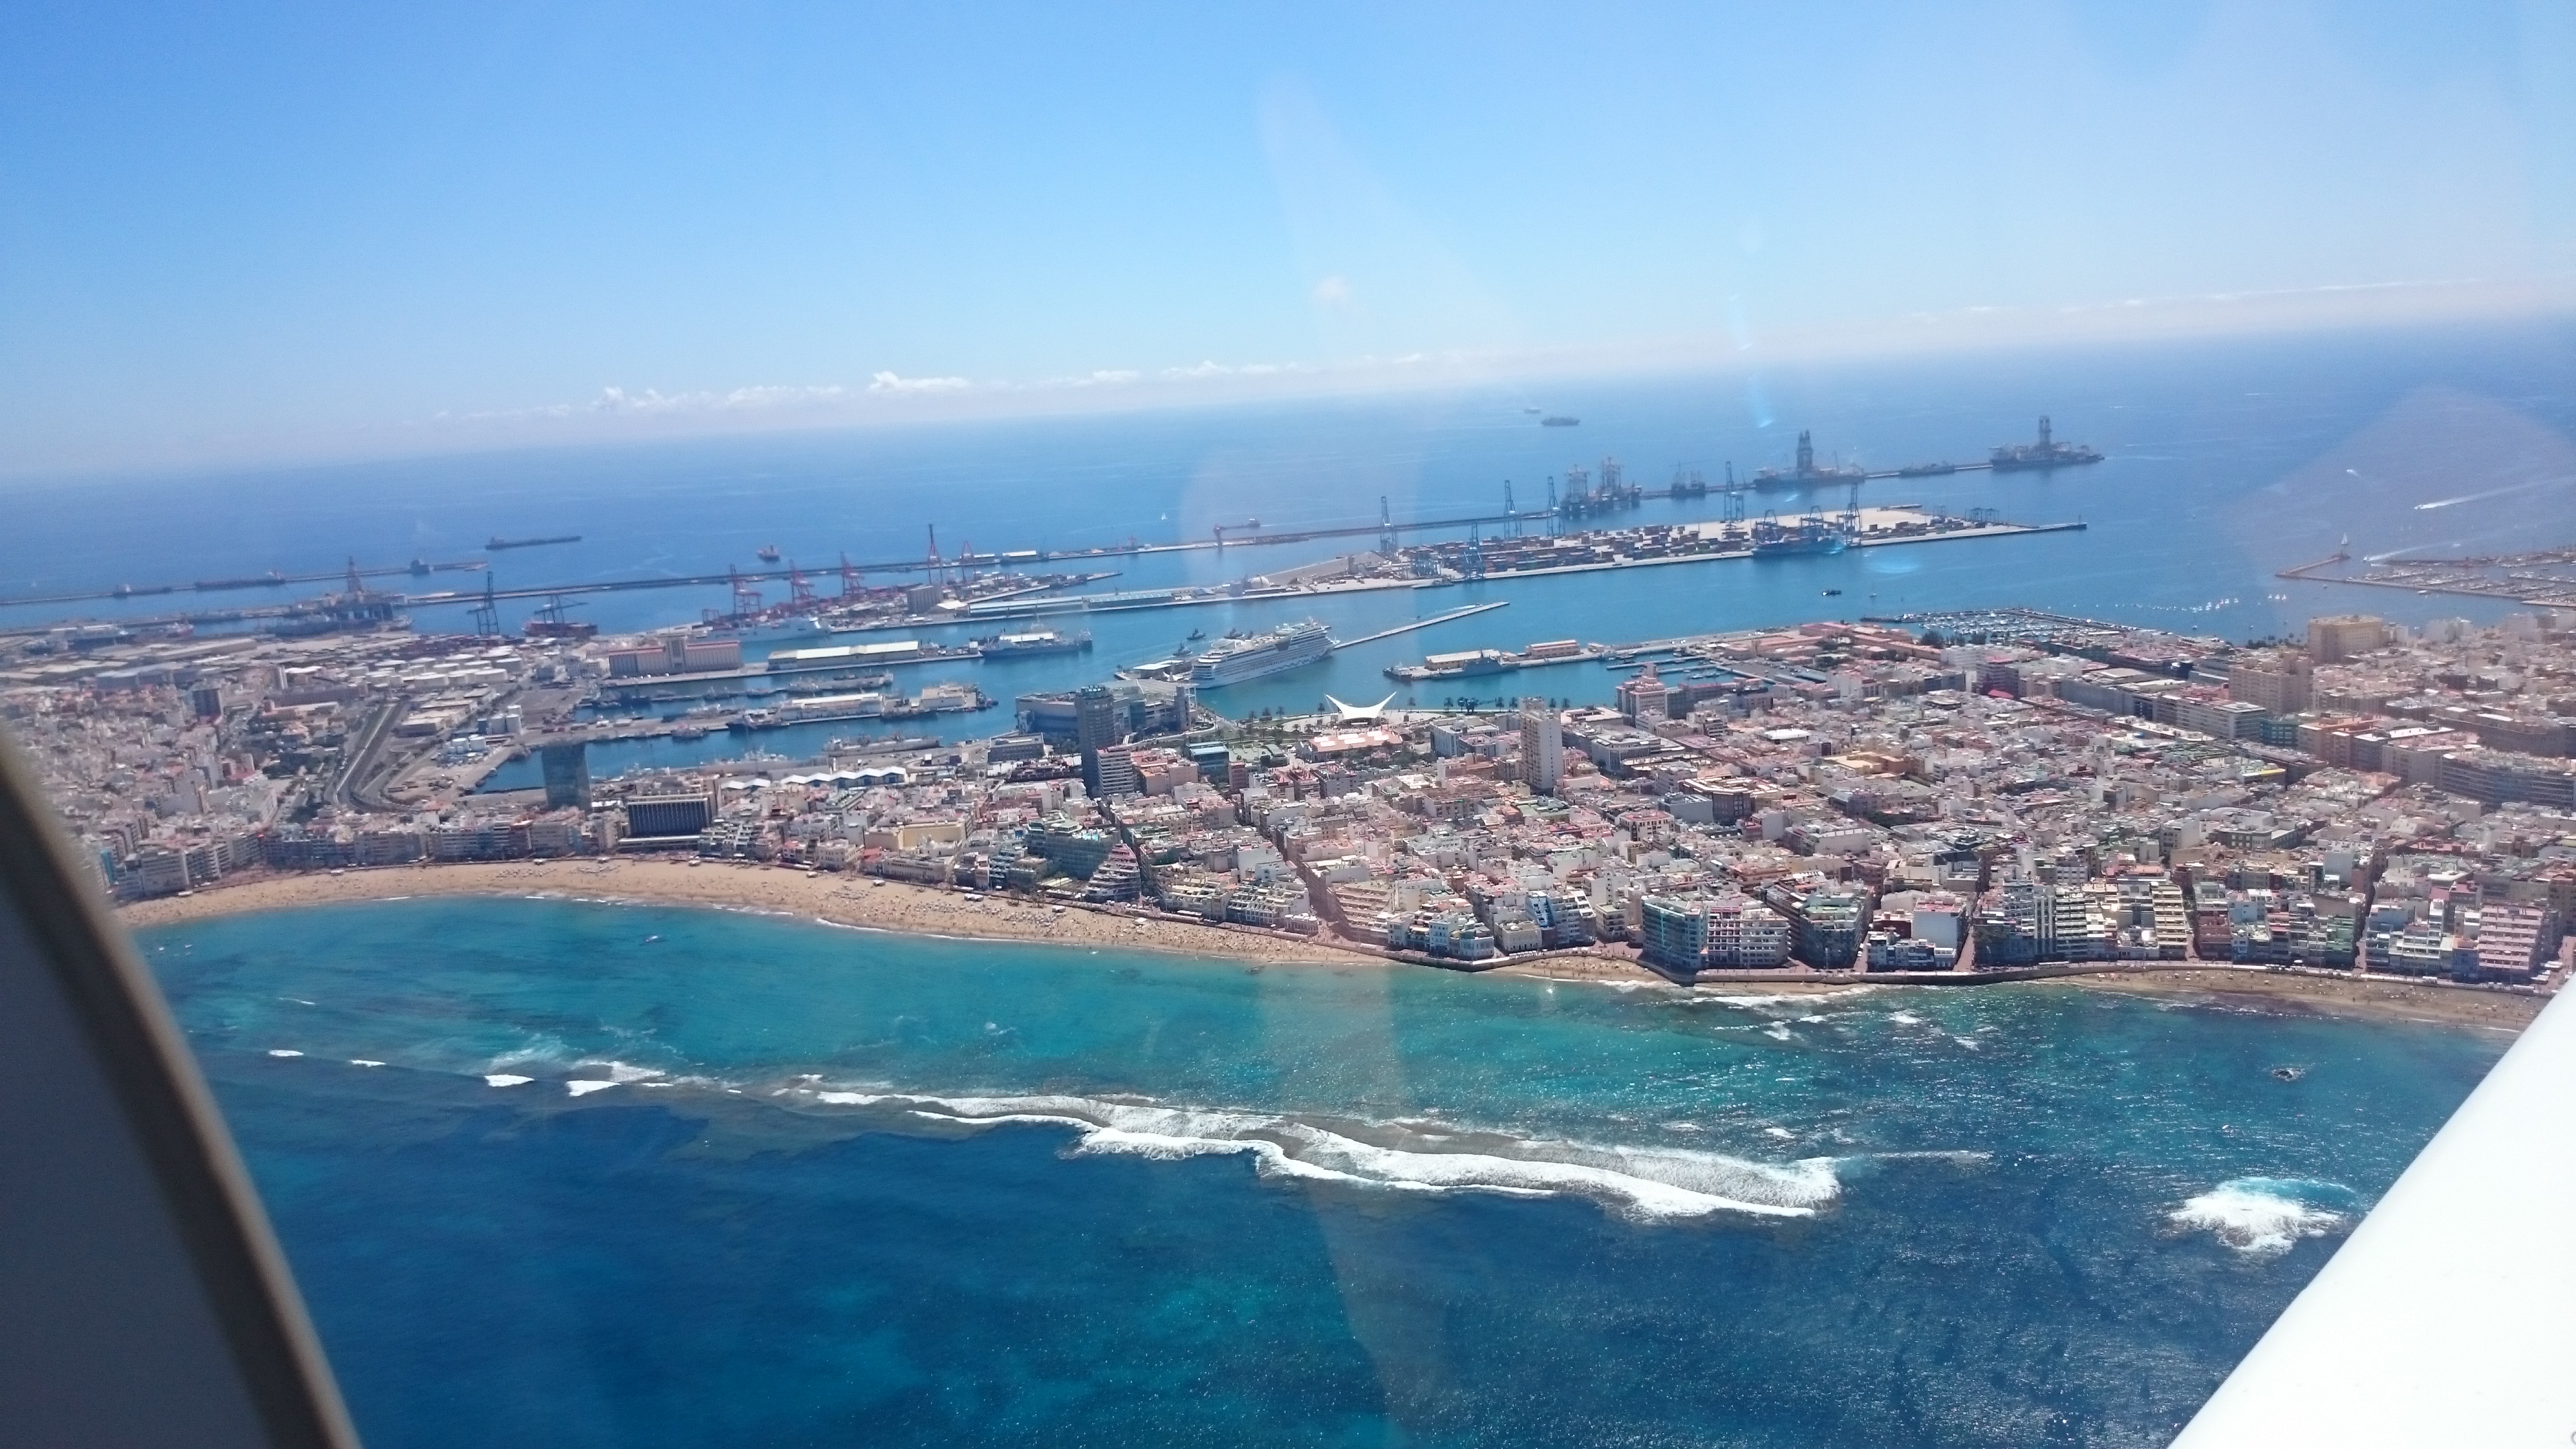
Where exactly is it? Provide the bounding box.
[3,0,2572,478]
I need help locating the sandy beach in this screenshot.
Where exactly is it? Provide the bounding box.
[115,864,2556,1030]
[116,859,1365,967]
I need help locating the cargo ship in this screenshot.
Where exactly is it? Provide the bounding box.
[1752,431,1868,490]
[757,544,782,562]
[1187,619,1334,688]
[1989,417,2102,472]
[973,628,1092,658]
[487,534,581,550]
[1540,415,1580,427]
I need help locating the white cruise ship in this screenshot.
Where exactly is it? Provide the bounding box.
[1188,619,1334,688]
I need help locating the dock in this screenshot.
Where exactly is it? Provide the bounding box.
[1330,601,1510,649]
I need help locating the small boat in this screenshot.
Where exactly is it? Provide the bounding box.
[2271,1065,2305,1081]
[1822,588,1843,596]
[1186,628,1205,640]
[757,544,783,563]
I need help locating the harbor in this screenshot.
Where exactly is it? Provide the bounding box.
[0,418,2098,636]
[2279,541,2576,609]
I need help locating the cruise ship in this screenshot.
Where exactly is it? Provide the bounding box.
[1187,619,1334,687]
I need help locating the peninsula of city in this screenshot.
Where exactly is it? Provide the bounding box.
[17,555,2569,1031]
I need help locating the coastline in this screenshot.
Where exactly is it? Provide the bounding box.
[114,860,1362,967]
[114,864,2551,1030]
[2041,966,2546,1032]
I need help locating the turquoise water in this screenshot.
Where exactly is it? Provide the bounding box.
[142,898,2507,1446]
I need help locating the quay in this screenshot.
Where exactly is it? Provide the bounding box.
[1330,601,1511,649]
[900,508,2086,634]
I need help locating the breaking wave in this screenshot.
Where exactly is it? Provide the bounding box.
[788,1089,1842,1224]
[2168,1177,2359,1256]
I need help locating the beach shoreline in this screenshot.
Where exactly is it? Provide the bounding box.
[114,859,1367,967]
[115,862,2552,1029]
[2038,965,2546,1032]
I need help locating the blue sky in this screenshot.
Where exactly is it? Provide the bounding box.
[3,1,2571,475]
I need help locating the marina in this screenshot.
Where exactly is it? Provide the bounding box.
[2279,541,2576,608]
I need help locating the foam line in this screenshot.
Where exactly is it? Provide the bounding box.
[788,1089,1841,1224]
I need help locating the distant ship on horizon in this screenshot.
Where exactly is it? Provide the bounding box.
[487,533,581,550]
[1990,416,2103,471]
[1540,415,1580,427]
[1752,430,1868,490]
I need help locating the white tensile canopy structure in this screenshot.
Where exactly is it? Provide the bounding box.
[1323,693,1397,723]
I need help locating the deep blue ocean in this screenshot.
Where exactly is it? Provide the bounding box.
[143,899,2504,1448]
[10,320,2576,774]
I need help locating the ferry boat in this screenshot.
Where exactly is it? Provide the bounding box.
[1187,619,1334,688]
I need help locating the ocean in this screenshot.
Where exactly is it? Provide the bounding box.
[9,319,2576,777]
[142,898,2504,1448]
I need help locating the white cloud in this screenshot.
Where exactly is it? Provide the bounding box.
[588,384,859,415]
[867,370,970,394]
[1161,359,1303,380]
[1311,274,1354,309]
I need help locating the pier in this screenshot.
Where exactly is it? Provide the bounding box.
[1330,601,1511,648]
